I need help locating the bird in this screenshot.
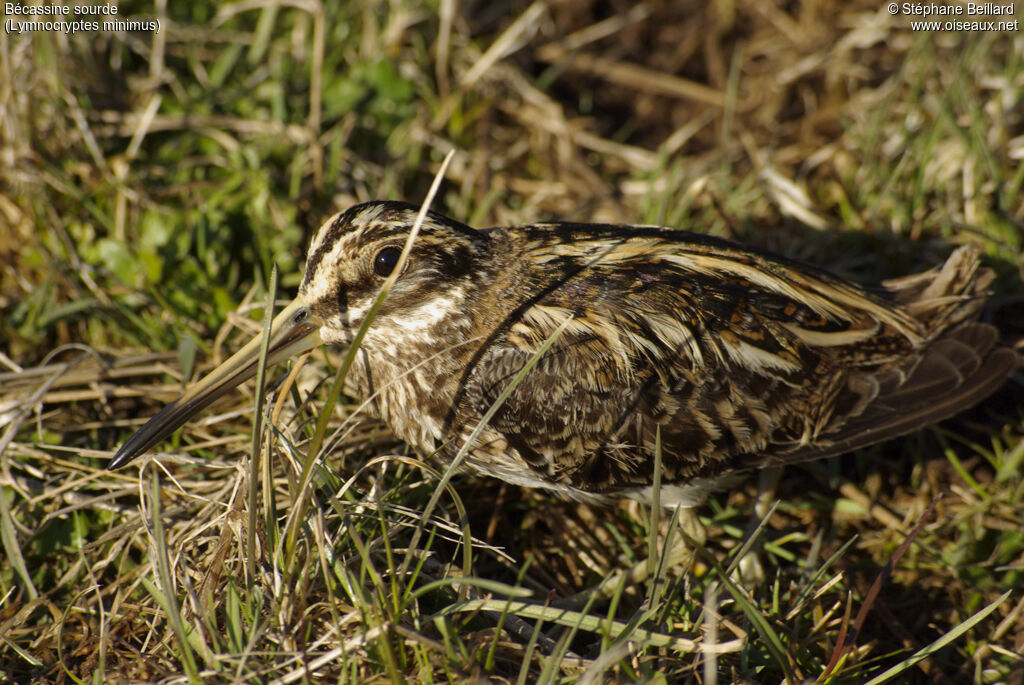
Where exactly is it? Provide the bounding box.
[109,200,1019,515]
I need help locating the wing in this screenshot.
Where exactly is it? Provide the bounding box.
[768,322,1018,467]
[453,234,1016,496]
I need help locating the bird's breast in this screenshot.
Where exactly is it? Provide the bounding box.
[351,310,486,455]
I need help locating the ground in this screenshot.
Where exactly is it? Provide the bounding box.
[1,1,1023,683]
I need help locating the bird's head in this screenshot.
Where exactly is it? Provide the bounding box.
[108,201,487,469]
[299,201,489,345]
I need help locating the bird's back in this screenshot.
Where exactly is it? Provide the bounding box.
[442,230,1017,503]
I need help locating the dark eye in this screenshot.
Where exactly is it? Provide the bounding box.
[373,247,402,277]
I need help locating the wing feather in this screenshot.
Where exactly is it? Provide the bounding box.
[453,233,1017,497]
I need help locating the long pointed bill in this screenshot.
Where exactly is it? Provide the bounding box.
[108,298,323,470]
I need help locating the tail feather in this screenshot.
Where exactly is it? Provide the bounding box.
[777,332,1017,465]
[773,243,1018,466]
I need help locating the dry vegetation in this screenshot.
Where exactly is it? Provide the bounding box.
[2,0,1023,683]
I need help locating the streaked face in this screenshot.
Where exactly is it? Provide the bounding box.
[299,201,489,345]
[109,200,488,469]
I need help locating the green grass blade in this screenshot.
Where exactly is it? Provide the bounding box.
[249,263,277,584]
[0,486,38,601]
[147,475,201,682]
[861,591,1012,685]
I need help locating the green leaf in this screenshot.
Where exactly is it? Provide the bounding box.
[95,238,139,286]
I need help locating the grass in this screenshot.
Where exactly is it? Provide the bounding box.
[2,1,1023,682]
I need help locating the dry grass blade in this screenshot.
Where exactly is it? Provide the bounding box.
[1,1,1021,682]
[824,494,943,678]
[535,45,730,108]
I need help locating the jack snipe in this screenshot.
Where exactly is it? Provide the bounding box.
[110,201,1019,507]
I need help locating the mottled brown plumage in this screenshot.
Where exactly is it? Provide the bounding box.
[111,201,1019,508]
